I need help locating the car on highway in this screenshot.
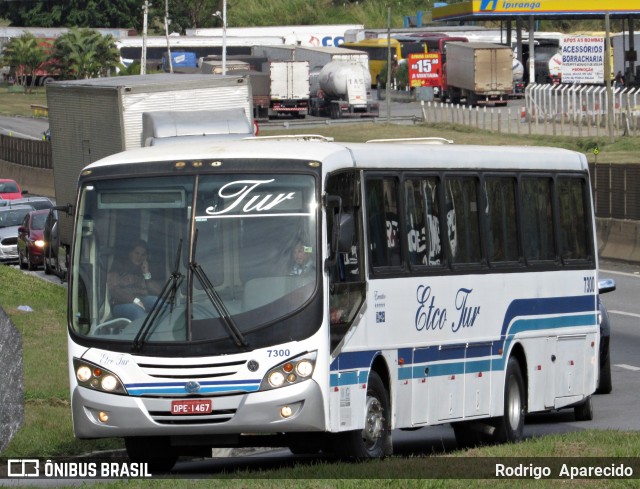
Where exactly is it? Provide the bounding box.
[17,208,49,270]
[596,278,616,395]
[0,179,25,200]
[0,205,35,264]
[0,196,53,209]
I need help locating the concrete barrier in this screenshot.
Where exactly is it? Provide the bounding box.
[0,307,24,453]
[598,217,640,264]
[0,158,54,198]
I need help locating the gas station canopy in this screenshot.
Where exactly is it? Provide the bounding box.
[432,0,640,22]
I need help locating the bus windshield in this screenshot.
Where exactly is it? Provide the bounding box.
[70,173,319,353]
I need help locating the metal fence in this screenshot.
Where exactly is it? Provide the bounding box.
[589,163,640,220]
[0,134,52,169]
[525,83,640,137]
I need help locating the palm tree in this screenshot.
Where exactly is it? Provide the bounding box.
[0,32,48,93]
[51,28,122,79]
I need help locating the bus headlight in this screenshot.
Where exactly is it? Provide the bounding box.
[261,351,317,391]
[73,358,127,395]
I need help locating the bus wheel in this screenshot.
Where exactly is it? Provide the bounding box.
[125,436,178,473]
[333,371,392,459]
[492,357,525,443]
[574,395,594,421]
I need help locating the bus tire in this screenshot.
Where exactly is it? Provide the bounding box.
[596,346,612,394]
[492,357,525,443]
[333,371,392,459]
[574,395,594,421]
[125,436,178,473]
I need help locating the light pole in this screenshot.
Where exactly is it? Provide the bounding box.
[164,0,173,73]
[214,0,227,75]
[141,0,151,75]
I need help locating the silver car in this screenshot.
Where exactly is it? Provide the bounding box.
[0,205,35,264]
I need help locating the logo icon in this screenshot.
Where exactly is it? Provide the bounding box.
[8,459,39,477]
[480,0,498,11]
[184,381,201,393]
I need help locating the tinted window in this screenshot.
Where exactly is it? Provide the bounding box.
[484,177,519,263]
[557,177,589,260]
[404,177,443,266]
[367,177,401,268]
[521,177,555,261]
[444,177,481,264]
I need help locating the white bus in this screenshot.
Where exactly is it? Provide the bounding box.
[67,138,601,470]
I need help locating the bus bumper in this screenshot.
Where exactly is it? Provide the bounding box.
[71,379,326,438]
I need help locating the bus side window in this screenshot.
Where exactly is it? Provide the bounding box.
[521,177,555,262]
[405,177,443,267]
[484,177,519,264]
[444,176,481,264]
[557,176,590,261]
[366,177,402,269]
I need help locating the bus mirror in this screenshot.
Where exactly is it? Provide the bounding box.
[53,203,73,216]
[338,213,354,253]
[598,278,616,294]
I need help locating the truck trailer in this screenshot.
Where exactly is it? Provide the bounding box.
[44,74,254,280]
[442,42,513,106]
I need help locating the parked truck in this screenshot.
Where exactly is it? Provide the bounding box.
[44,74,254,280]
[265,60,310,118]
[310,59,379,118]
[442,42,513,106]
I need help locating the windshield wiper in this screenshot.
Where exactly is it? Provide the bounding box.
[190,229,248,349]
[133,241,184,352]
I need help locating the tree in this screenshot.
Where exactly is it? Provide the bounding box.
[50,28,122,79]
[0,33,48,93]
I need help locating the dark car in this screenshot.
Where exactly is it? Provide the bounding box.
[43,208,66,279]
[17,209,49,270]
[596,278,616,395]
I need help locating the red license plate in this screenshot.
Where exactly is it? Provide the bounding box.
[171,399,212,415]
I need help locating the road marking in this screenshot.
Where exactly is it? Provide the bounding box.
[608,310,640,319]
[600,269,640,279]
[614,364,640,372]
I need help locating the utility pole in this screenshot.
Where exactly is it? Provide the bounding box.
[386,7,391,124]
[141,0,151,75]
[214,0,227,75]
[605,12,615,143]
[164,0,173,73]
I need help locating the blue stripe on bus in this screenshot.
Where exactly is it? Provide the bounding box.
[125,379,261,396]
[331,296,597,387]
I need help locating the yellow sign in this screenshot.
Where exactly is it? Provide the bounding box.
[433,1,640,21]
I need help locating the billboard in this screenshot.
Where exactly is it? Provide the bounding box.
[433,1,640,21]
[408,53,442,88]
[560,36,605,84]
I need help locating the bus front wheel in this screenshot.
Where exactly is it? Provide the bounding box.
[333,371,392,459]
[492,357,525,443]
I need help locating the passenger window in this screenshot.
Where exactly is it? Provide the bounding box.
[557,177,590,261]
[405,177,442,267]
[484,177,519,263]
[444,176,481,264]
[521,177,555,262]
[366,177,401,268]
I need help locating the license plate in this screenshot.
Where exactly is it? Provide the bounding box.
[171,399,212,415]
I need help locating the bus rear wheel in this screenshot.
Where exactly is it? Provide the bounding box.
[491,357,525,443]
[333,371,392,459]
[125,436,178,473]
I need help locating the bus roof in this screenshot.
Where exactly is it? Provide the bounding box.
[85,138,588,174]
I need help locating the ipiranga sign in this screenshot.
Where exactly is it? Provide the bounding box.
[560,36,605,84]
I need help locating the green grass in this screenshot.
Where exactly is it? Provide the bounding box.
[0,85,47,117]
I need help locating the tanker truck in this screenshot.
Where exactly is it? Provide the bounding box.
[309,59,379,118]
